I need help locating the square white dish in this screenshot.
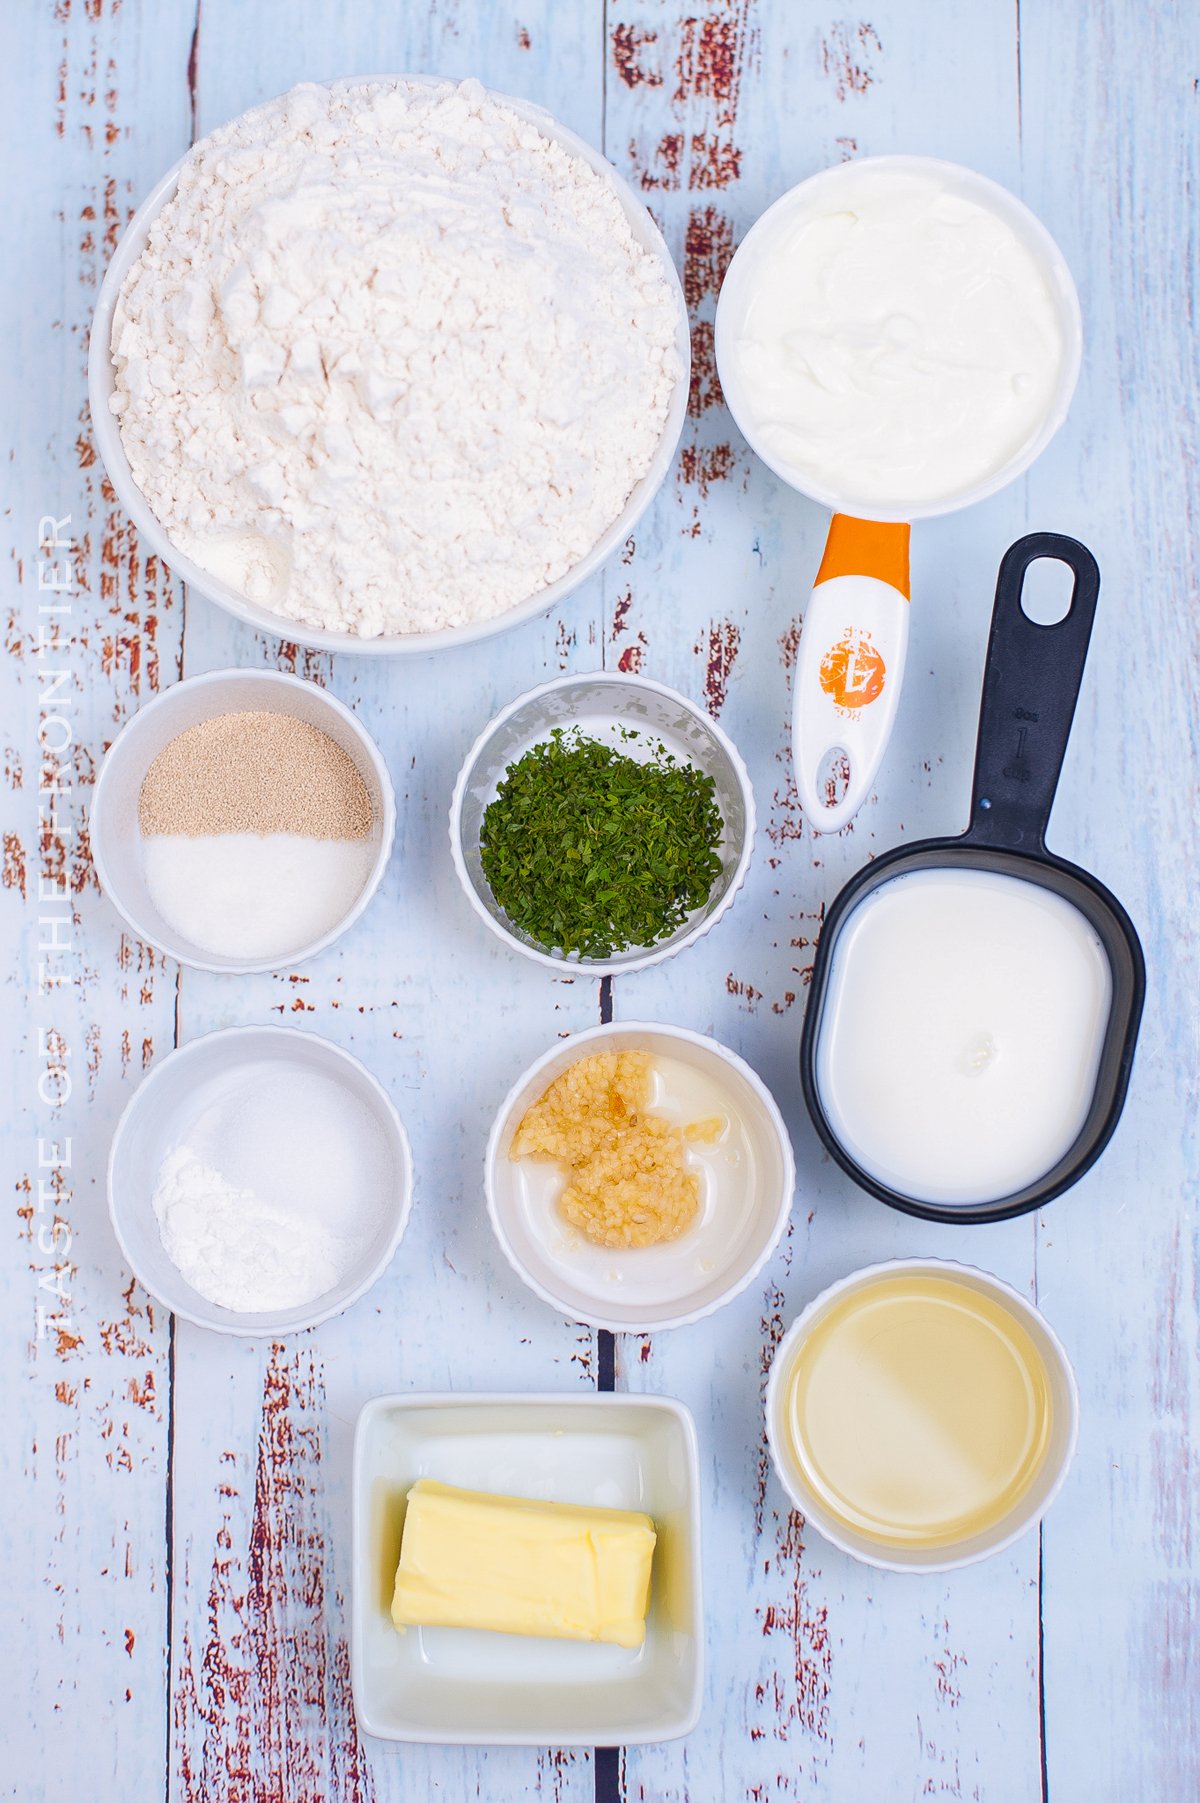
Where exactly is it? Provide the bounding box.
[351,1392,703,1745]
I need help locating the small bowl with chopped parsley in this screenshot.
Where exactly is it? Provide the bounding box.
[449,672,755,973]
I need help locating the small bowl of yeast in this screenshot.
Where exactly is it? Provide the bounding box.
[91,667,395,974]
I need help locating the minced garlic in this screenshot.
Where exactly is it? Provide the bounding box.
[509,1050,723,1249]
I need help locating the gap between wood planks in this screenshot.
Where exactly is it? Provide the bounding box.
[595,983,621,1803]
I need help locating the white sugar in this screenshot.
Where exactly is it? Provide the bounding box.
[142,832,376,960]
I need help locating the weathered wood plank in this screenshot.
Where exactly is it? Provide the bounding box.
[603,5,1056,1798]
[1017,2,1200,1797]
[0,1,197,1793]
[164,4,609,1798]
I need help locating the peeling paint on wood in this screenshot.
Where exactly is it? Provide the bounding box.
[694,618,741,715]
[819,21,883,103]
[3,1,1198,1799]
[173,1344,372,1803]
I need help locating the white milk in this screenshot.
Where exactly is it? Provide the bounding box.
[815,868,1112,1204]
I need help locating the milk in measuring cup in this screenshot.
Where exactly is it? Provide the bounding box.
[815,867,1112,1204]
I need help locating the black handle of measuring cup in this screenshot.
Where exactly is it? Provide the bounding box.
[966,532,1100,852]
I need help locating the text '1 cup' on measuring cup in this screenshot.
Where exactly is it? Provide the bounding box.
[714,155,1083,832]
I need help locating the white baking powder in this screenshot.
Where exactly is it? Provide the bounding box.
[153,1146,347,1311]
[110,78,682,637]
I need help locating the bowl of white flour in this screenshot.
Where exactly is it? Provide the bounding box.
[88,76,689,653]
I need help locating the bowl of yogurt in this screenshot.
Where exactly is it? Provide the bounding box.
[715,153,1081,520]
[88,76,689,654]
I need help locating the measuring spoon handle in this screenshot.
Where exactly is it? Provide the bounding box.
[967,532,1100,851]
[793,514,912,834]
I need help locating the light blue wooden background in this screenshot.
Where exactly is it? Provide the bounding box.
[2,2,1196,1798]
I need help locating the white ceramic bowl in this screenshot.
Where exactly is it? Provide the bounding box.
[87,75,690,656]
[486,1021,795,1332]
[765,1258,1080,1573]
[90,667,395,973]
[715,154,1082,521]
[450,671,756,975]
[352,1391,703,1744]
[108,1025,414,1336]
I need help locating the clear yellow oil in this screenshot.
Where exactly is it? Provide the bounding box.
[783,1272,1053,1549]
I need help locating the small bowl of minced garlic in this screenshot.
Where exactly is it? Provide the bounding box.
[485,1021,795,1332]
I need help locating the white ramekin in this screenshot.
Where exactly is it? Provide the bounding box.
[352,1392,703,1743]
[87,75,690,655]
[765,1257,1080,1573]
[449,670,756,976]
[108,1025,414,1337]
[90,667,395,973]
[715,154,1083,521]
[486,1020,796,1333]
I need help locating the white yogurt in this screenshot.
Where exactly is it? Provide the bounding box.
[815,868,1112,1204]
[719,162,1068,508]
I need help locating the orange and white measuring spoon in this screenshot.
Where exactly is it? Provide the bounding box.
[792,514,911,834]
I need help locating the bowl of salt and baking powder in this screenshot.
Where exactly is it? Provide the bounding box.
[90,76,1149,1748]
[108,1025,413,1336]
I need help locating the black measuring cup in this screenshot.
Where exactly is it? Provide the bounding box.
[799,532,1145,1225]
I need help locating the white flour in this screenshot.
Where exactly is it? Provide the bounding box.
[110,78,682,637]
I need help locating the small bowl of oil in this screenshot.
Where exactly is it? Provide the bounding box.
[765,1258,1079,1572]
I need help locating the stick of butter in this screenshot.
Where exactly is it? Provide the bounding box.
[391,1478,656,1649]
